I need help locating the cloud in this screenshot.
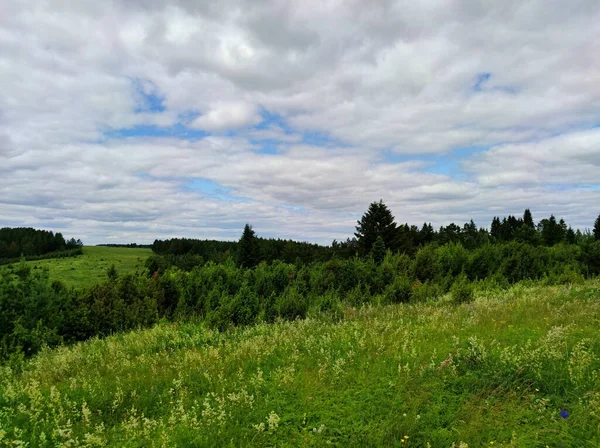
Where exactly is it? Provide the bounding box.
[190,101,261,131]
[0,0,599,243]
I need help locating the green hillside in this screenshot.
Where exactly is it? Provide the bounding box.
[1,281,599,447]
[1,246,152,288]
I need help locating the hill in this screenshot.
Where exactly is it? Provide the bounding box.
[0,246,152,288]
[1,281,599,446]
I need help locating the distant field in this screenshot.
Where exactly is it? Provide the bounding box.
[1,245,152,288]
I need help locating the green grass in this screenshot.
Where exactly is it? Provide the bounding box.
[1,246,152,288]
[1,281,599,447]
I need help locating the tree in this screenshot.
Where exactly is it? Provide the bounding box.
[565,227,576,245]
[490,217,501,240]
[355,200,398,256]
[238,224,259,268]
[540,215,564,246]
[594,214,600,241]
[371,236,386,265]
[523,209,534,228]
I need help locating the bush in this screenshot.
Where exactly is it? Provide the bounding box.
[316,289,344,321]
[384,275,412,304]
[451,274,474,304]
[277,285,308,321]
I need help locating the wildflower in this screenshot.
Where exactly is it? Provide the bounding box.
[535,388,539,392]
[560,408,569,419]
[404,435,409,439]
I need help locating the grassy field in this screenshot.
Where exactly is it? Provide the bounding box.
[1,246,152,288]
[1,281,599,447]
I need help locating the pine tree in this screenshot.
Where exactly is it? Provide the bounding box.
[594,214,600,241]
[354,200,398,255]
[238,224,259,268]
[371,236,386,265]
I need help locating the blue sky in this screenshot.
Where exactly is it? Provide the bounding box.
[1,0,599,244]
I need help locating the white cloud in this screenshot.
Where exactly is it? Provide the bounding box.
[190,101,261,131]
[0,0,599,243]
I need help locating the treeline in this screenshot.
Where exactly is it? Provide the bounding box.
[0,227,82,263]
[151,236,336,266]
[150,204,600,272]
[97,243,152,248]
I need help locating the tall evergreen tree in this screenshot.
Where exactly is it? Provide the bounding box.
[594,214,600,241]
[371,236,386,265]
[523,209,534,228]
[540,215,563,246]
[355,200,398,255]
[238,224,259,268]
[419,223,435,245]
[566,226,576,245]
[490,217,501,240]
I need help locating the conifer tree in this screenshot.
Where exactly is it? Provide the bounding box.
[238,224,259,268]
[371,236,386,265]
[566,226,576,244]
[355,200,398,256]
[490,217,501,240]
[594,214,600,241]
[523,209,534,228]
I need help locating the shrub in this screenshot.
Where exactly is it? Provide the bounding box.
[277,285,308,321]
[451,274,474,304]
[384,275,412,304]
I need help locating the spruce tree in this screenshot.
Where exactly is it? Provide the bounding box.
[566,227,576,245]
[523,209,534,228]
[371,236,386,265]
[490,217,501,240]
[238,224,259,268]
[355,200,398,256]
[594,214,600,241]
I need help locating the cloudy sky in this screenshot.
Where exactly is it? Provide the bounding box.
[1,0,599,244]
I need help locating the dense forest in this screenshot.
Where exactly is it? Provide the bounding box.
[2,203,600,363]
[0,227,83,264]
[150,203,600,272]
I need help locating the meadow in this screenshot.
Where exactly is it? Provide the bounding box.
[1,281,599,447]
[0,246,152,288]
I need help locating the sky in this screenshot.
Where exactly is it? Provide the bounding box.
[1,0,599,245]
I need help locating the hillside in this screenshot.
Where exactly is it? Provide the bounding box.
[1,281,599,447]
[1,246,152,288]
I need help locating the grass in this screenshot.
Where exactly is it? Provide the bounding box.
[0,246,152,288]
[1,281,599,447]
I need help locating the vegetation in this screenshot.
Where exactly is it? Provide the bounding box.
[1,281,599,446]
[1,203,599,445]
[0,246,151,288]
[0,227,82,264]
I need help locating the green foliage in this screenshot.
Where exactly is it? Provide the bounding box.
[3,282,600,446]
[0,226,82,262]
[594,214,600,241]
[450,273,474,304]
[371,235,386,265]
[276,285,308,320]
[238,224,260,268]
[355,200,398,255]
[384,274,412,304]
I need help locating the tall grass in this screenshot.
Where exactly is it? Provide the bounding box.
[1,281,599,446]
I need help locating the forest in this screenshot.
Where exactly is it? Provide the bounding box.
[1,203,600,363]
[0,227,83,264]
